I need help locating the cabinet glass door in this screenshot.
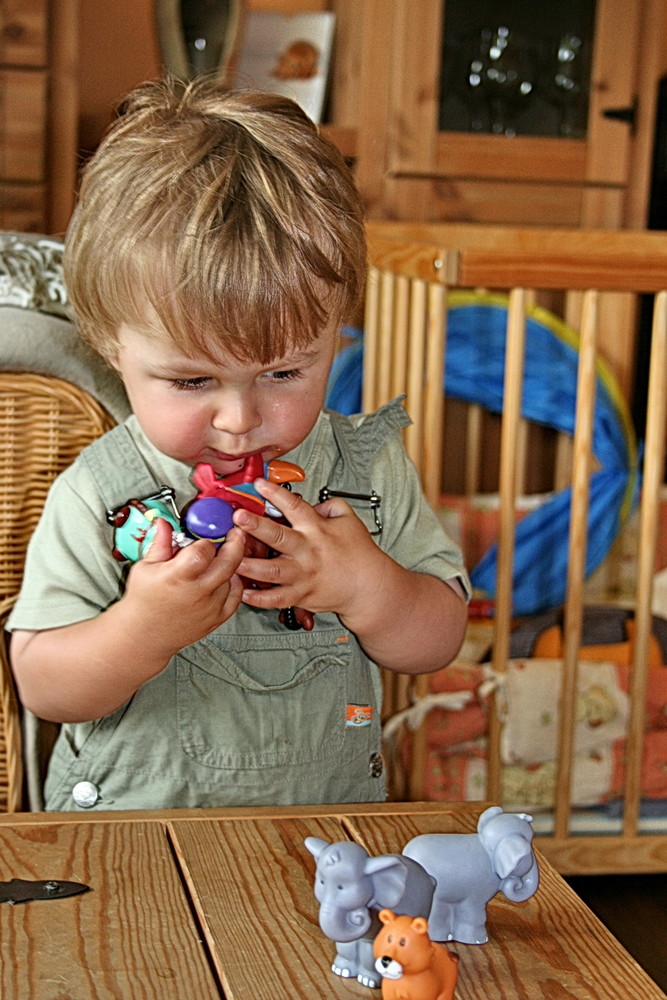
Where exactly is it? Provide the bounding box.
[388,0,639,188]
[439,0,596,138]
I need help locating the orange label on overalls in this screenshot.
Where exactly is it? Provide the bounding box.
[346,704,373,728]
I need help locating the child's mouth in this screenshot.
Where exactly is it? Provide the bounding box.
[204,448,273,476]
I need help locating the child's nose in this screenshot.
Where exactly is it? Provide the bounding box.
[211,392,261,436]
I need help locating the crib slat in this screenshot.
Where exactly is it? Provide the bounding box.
[488,287,528,801]
[391,275,410,400]
[465,404,483,495]
[422,282,447,507]
[515,419,528,497]
[362,266,381,413]
[405,279,427,472]
[625,291,667,834]
[555,289,599,839]
[554,434,573,492]
[377,270,396,404]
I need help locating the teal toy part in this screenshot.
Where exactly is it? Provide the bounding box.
[107,488,181,562]
[325,297,639,616]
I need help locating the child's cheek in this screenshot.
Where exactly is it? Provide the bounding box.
[139,399,208,462]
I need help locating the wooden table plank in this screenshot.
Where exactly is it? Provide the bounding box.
[0,820,222,1000]
[168,814,355,999]
[170,811,667,1000]
[0,800,485,827]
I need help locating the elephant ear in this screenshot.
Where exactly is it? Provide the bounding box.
[477,805,503,835]
[364,854,409,907]
[492,833,533,879]
[304,836,329,860]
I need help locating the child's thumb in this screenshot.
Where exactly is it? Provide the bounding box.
[141,517,175,562]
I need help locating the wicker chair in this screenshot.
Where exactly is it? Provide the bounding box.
[0,372,117,809]
[0,233,129,810]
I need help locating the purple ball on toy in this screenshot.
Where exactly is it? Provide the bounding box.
[183,497,235,544]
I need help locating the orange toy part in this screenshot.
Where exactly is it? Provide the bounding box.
[373,910,458,1000]
[533,618,664,668]
[265,459,306,485]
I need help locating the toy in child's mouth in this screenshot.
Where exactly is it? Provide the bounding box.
[106,455,315,630]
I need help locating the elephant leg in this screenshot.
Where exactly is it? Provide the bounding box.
[451,897,488,945]
[425,896,456,942]
[355,938,382,990]
[331,940,361,980]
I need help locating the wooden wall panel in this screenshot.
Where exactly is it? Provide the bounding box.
[0,0,47,66]
[0,69,46,182]
[0,184,45,232]
[384,176,585,227]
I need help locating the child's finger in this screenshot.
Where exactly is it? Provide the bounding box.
[250,478,314,523]
[141,517,177,562]
[313,496,353,519]
[201,526,245,584]
[233,507,295,552]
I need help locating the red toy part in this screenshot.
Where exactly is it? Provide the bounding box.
[373,910,459,1000]
[191,458,305,517]
[191,457,314,631]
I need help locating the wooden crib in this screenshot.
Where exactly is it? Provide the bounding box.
[363,222,667,875]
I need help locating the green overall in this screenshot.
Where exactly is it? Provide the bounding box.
[41,402,423,810]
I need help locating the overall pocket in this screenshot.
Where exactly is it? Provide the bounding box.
[175,620,376,771]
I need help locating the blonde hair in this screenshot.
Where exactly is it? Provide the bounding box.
[64,77,366,365]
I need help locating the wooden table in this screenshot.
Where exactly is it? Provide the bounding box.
[0,801,663,999]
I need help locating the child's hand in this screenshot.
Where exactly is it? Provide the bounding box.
[122,517,245,657]
[10,519,247,724]
[232,479,387,622]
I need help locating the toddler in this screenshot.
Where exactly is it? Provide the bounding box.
[9,77,469,811]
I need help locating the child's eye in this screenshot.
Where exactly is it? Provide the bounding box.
[170,377,211,391]
[266,368,304,382]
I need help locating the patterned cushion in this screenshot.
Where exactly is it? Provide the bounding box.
[0,232,131,423]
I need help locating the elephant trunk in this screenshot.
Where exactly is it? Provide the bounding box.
[500,855,540,902]
[318,905,372,942]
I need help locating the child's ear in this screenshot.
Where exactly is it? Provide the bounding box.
[105,346,122,372]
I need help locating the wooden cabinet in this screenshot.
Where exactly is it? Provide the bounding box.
[349,0,665,231]
[71,1,667,235]
[0,0,48,232]
[335,0,667,394]
[0,0,78,235]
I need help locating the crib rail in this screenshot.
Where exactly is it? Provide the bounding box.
[364,223,667,874]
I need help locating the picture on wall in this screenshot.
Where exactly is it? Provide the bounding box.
[233,12,336,124]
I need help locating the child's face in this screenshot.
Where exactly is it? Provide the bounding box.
[113,320,338,475]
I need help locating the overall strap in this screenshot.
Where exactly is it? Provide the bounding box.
[326,397,411,491]
[323,397,411,537]
[79,422,161,512]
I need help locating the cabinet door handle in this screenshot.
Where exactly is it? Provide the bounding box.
[602,97,638,133]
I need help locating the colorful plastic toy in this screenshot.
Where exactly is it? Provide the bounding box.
[373,910,459,1000]
[304,837,436,989]
[188,456,305,520]
[181,493,235,544]
[107,487,183,562]
[107,456,315,629]
[108,457,306,559]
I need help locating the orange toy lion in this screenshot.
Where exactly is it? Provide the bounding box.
[373,910,459,1000]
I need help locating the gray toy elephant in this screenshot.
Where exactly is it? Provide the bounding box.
[402,805,540,944]
[304,836,436,989]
